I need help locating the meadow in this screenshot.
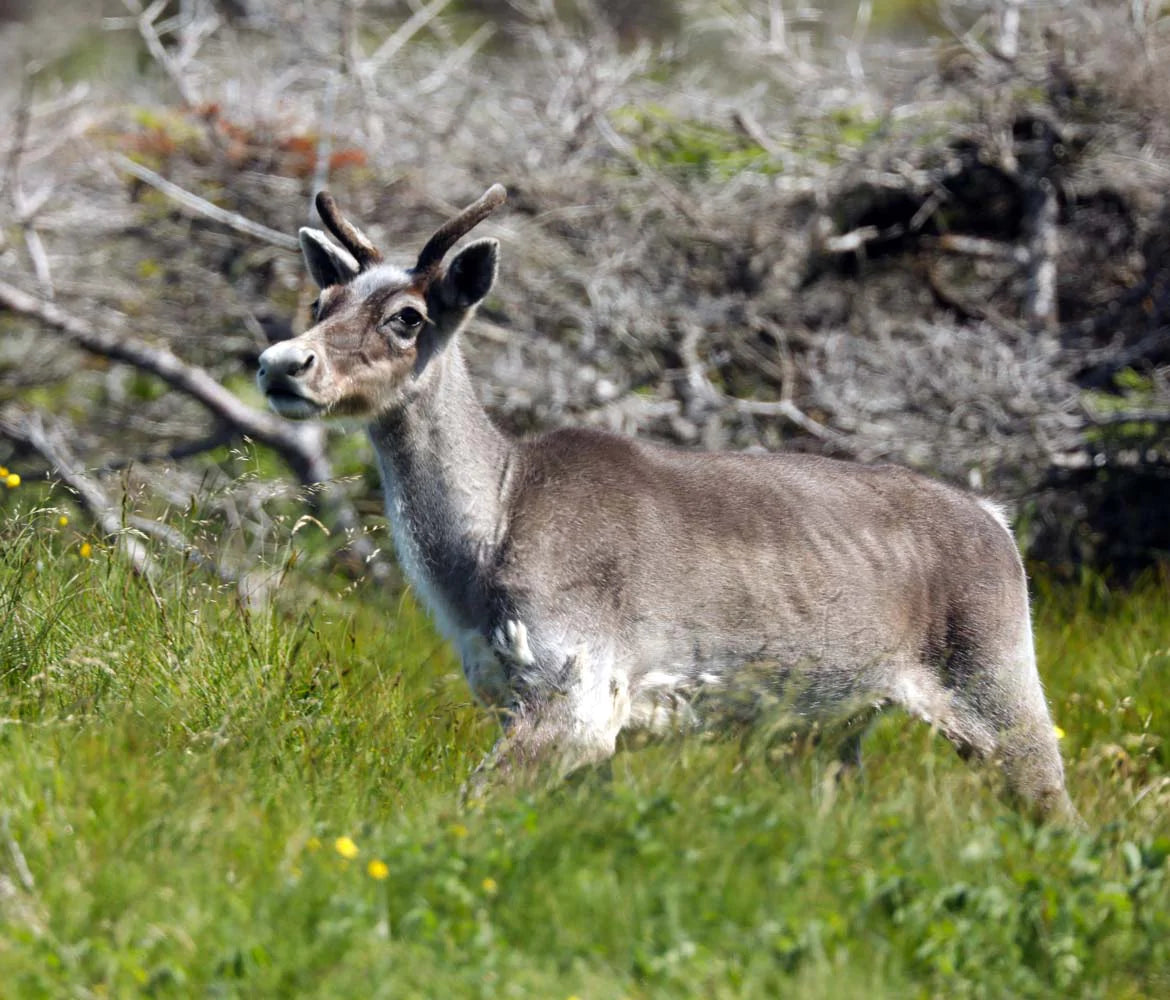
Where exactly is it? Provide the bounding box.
[0,502,1168,999]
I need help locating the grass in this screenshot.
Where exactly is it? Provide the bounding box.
[1,504,1168,998]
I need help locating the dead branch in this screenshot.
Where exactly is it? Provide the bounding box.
[1079,408,1170,429]
[929,234,1023,261]
[112,154,300,251]
[362,0,453,76]
[0,280,386,579]
[121,0,219,107]
[414,22,497,97]
[0,279,318,467]
[1024,178,1059,333]
[731,397,847,444]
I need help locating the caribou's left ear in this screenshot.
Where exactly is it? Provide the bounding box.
[437,238,498,309]
[299,227,361,289]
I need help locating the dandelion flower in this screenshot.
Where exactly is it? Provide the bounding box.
[481,877,498,896]
[79,542,93,559]
[58,515,69,527]
[5,472,20,489]
[367,859,389,881]
[1053,725,1066,740]
[0,466,7,477]
[334,835,359,860]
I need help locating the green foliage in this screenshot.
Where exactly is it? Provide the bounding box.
[0,509,1167,998]
[613,105,778,181]
[1082,369,1166,449]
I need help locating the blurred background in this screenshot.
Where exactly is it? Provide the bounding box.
[1,0,1167,597]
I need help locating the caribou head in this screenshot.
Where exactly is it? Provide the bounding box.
[257,185,506,419]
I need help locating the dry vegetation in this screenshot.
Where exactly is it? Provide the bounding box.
[1,0,1168,584]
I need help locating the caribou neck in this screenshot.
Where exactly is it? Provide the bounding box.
[367,346,514,631]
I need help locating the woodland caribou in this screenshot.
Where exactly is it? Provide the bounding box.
[257,185,1073,819]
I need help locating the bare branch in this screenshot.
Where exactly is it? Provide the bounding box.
[122,0,219,107]
[112,154,301,251]
[1024,179,1059,333]
[22,228,53,300]
[362,0,453,76]
[731,397,848,444]
[0,278,313,463]
[1080,408,1170,429]
[0,280,388,581]
[414,22,498,97]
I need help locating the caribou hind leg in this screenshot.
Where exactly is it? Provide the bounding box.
[897,604,1075,822]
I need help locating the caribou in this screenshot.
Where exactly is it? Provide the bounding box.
[256,185,1073,819]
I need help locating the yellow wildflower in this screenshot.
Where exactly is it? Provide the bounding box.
[58,515,69,527]
[481,877,498,896]
[449,823,469,839]
[79,542,93,559]
[1053,725,1066,740]
[0,465,7,476]
[334,835,359,860]
[5,472,20,489]
[367,859,389,881]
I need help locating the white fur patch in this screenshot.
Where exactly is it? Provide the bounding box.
[562,647,630,749]
[493,619,536,666]
[351,263,413,297]
[628,669,700,734]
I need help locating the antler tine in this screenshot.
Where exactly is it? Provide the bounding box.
[315,191,384,271]
[414,184,507,278]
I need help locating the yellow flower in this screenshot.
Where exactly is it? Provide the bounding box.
[79,542,93,559]
[1053,725,1066,740]
[334,835,359,860]
[0,465,7,477]
[58,515,69,527]
[481,877,498,896]
[449,823,469,839]
[367,859,389,881]
[5,473,20,489]
[306,836,322,852]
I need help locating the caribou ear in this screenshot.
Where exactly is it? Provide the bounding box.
[298,228,360,289]
[437,238,499,309]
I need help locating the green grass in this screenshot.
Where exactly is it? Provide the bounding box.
[1,505,1168,998]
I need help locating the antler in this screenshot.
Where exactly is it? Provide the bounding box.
[315,191,384,271]
[413,184,507,278]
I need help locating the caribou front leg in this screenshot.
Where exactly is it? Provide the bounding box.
[461,646,630,803]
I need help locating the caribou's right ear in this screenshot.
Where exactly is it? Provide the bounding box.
[298,228,361,289]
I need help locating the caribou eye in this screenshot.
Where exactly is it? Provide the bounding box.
[309,297,320,322]
[380,305,426,342]
[395,307,424,329]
